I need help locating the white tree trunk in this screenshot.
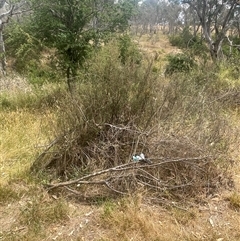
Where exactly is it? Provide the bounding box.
[0,20,6,75]
[0,1,13,75]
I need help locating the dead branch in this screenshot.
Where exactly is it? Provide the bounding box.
[46,156,212,196]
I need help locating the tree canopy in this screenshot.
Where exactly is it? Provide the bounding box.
[6,0,138,90]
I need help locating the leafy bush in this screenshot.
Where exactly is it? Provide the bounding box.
[222,36,240,60]
[5,20,43,72]
[118,34,142,64]
[169,27,208,59]
[5,20,62,82]
[169,27,196,49]
[165,53,196,75]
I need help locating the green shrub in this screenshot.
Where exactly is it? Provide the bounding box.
[169,27,208,59]
[118,34,142,64]
[169,27,196,49]
[5,20,60,82]
[5,20,43,73]
[165,53,196,75]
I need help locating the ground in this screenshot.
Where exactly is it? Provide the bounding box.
[0,32,240,241]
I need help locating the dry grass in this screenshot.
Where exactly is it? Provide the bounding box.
[1,190,240,241]
[0,109,55,185]
[228,192,240,211]
[94,194,240,241]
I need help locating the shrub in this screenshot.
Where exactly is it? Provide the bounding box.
[5,20,43,73]
[165,53,196,75]
[118,34,142,65]
[32,41,235,201]
[169,27,208,60]
[169,27,198,49]
[31,41,159,176]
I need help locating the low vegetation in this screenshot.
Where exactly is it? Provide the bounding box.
[1,31,240,240]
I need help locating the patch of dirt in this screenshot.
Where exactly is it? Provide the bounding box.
[1,189,240,241]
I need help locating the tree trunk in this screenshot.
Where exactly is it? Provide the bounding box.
[0,20,6,75]
[0,0,6,9]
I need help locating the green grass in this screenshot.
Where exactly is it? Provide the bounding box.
[20,197,69,230]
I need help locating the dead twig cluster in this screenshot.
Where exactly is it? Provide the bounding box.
[32,116,233,200]
[46,155,217,198]
[31,122,150,177]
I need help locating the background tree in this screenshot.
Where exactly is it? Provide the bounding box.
[182,0,240,60]
[16,0,137,91]
[0,0,27,75]
[134,0,183,36]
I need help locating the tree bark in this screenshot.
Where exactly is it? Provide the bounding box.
[183,0,238,61]
[0,20,6,75]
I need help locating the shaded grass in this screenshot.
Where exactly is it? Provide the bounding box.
[20,196,69,231]
[0,185,20,204]
[228,192,240,211]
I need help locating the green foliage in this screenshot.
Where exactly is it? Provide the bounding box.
[5,20,59,80]
[169,27,208,58]
[5,0,137,87]
[169,27,192,49]
[165,53,196,75]
[30,0,136,84]
[118,34,142,64]
[222,36,240,61]
[5,20,43,72]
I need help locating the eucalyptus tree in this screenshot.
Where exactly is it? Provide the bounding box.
[133,0,160,35]
[27,0,137,91]
[0,0,27,74]
[182,0,240,60]
[165,0,183,34]
[134,0,184,35]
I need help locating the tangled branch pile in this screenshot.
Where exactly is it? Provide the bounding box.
[31,43,235,201]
